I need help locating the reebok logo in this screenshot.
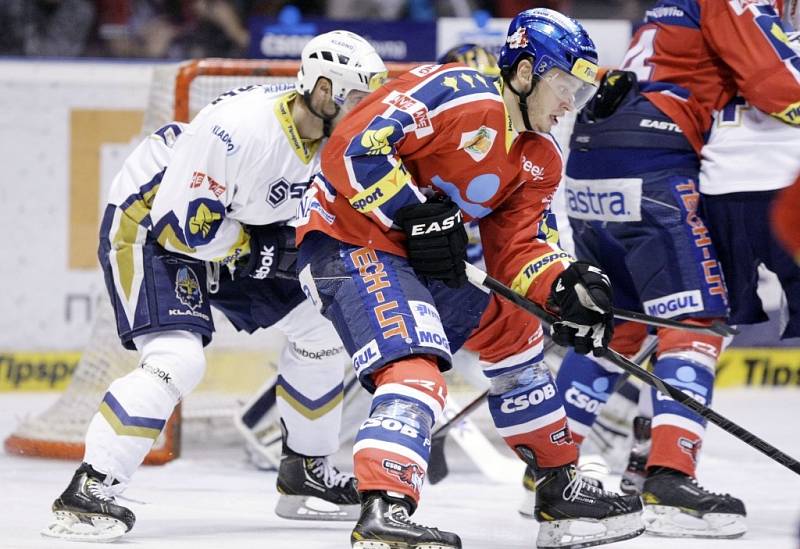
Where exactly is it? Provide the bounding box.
[251,245,275,279]
[141,362,172,384]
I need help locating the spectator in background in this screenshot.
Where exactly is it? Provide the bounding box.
[0,0,95,57]
[95,0,249,59]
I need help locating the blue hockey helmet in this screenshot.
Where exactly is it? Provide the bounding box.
[498,9,599,128]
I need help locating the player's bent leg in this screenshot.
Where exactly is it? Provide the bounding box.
[642,325,746,539]
[271,300,359,520]
[481,348,643,548]
[44,330,205,541]
[351,356,460,549]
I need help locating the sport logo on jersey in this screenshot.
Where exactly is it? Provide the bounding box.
[211,125,239,155]
[267,178,310,207]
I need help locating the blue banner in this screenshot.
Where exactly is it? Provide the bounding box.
[247,17,436,63]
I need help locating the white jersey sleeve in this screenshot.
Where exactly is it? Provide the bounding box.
[149,87,323,264]
[700,97,800,195]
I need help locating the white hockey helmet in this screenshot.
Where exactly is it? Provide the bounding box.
[297,30,388,106]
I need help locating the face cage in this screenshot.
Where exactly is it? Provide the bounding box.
[538,67,598,111]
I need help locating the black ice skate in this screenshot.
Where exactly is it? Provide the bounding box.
[42,462,135,542]
[275,444,360,521]
[351,491,462,549]
[619,416,651,496]
[534,465,644,549]
[520,464,606,520]
[642,467,746,538]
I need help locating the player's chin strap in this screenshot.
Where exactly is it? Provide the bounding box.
[302,91,338,137]
[502,70,538,132]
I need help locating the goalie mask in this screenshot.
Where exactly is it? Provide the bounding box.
[297,30,388,124]
[498,9,599,131]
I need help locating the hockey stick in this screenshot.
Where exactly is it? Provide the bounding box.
[465,263,800,477]
[613,308,738,337]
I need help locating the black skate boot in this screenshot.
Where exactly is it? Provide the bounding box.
[619,416,651,495]
[351,491,462,549]
[275,443,360,520]
[42,462,135,542]
[642,467,746,538]
[520,464,606,520]
[535,465,644,549]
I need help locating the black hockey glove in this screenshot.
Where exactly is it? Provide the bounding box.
[547,261,614,356]
[394,196,468,288]
[235,224,297,280]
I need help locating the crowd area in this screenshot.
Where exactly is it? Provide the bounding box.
[0,0,652,59]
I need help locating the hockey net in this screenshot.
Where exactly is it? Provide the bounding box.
[4,58,577,465]
[3,59,417,465]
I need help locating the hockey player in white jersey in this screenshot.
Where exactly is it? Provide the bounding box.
[43,31,388,542]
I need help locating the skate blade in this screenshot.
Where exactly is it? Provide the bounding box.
[41,510,128,542]
[644,505,747,539]
[352,537,459,549]
[536,511,645,549]
[275,494,359,521]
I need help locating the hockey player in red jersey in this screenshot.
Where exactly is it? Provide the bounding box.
[296,9,646,549]
[554,0,800,539]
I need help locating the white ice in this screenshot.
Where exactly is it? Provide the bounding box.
[1,388,798,549]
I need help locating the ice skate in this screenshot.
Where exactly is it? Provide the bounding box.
[42,462,135,542]
[642,467,746,538]
[619,416,651,495]
[520,459,607,520]
[534,465,644,549]
[275,443,360,520]
[351,491,461,549]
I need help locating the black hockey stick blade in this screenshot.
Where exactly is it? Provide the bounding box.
[427,434,450,485]
[464,263,800,477]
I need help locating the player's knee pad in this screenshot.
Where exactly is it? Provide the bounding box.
[353,357,442,502]
[135,330,206,400]
[555,349,623,442]
[486,360,577,469]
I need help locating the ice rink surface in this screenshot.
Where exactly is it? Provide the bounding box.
[1,388,799,549]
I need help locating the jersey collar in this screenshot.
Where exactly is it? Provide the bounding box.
[495,79,519,153]
[274,91,320,165]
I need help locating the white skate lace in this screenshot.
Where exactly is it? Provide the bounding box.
[310,457,352,489]
[86,478,119,502]
[563,471,604,502]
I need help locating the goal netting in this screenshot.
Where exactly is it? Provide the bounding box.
[4,58,577,465]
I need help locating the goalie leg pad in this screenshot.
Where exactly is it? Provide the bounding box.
[83,330,205,483]
[352,357,444,505]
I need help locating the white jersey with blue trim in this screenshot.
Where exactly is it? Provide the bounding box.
[135,87,322,264]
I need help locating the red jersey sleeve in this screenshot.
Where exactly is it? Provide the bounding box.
[703,0,800,125]
[479,133,574,309]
